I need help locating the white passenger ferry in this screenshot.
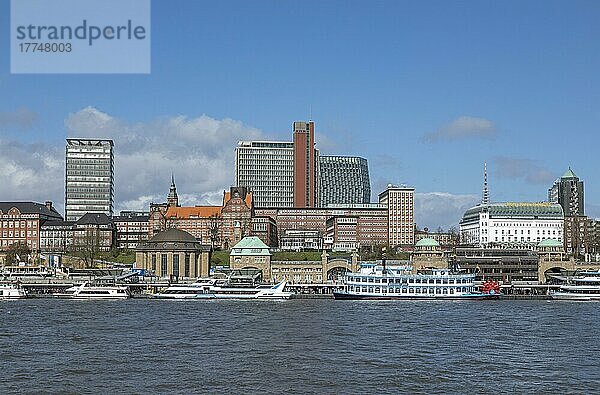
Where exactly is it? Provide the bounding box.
[0,283,27,299]
[156,280,293,300]
[551,270,600,301]
[59,283,130,300]
[333,264,501,300]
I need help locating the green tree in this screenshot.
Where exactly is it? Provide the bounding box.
[71,227,101,268]
[209,214,221,250]
[5,242,31,265]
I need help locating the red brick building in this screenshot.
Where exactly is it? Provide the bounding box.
[293,121,319,208]
[0,201,63,255]
[255,204,388,249]
[149,184,253,249]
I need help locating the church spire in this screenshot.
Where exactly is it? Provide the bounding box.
[168,174,179,207]
[482,162,489,205]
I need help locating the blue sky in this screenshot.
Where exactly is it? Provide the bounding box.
[1,0,599,229]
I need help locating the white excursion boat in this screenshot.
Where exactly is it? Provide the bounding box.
[156,279,293,300]
[0,283,27,299]
[333,263,501,300]
[551,271,600,301]
[59,283,130,300]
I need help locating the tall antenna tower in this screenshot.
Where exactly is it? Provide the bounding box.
[482,162,489,205]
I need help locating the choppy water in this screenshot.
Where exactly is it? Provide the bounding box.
[1,299,599,394]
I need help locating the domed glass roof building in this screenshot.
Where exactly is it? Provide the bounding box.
[460,202,564,247]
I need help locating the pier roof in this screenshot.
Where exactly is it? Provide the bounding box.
[230,237,271,256]
[537,239,563,247]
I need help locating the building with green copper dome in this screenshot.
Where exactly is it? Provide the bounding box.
[415,238,440,248]
[411,237,447,270]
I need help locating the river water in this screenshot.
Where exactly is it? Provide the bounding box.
[1,299,599,394]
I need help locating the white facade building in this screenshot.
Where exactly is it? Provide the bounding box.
[378,184,415,248]
[65,139,114,222]
[460,202,564,247]
[235,141,294,208]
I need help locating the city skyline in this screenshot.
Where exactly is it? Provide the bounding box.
[1,1,600,229]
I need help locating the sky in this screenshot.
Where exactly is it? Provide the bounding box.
[1,0,599,230]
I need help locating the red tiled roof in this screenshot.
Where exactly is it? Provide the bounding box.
[165,206,221,219]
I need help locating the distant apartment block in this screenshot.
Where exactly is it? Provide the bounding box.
[255,204,388,249]
[235,141,294,208]
[378,185,415,249]
[251,216,278,247]
[319,156,370,206]
[113,211,149,250]
[65,138,114,222]
[280,229,324,251]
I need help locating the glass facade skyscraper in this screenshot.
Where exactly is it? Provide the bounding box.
[65,138,114,221]
[319,156,371,206]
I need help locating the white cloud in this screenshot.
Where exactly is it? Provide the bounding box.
[0,140,64,210]
[0,107,264,217]
[493,156,555,185]
[424,116,497,143]
[414,192,479,231]
[64,107,264,213]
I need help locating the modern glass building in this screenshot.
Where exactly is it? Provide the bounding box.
[235,141,295,208]
[319,156,371,207]
[548,167,584,217]
[65,138,114,222]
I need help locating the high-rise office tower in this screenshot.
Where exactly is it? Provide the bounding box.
[319,156,371,206]
[548,167,584,217]
[293,121,319,208]
[235,141,294,208]
[65,138,114,222]
[548,167,586,256]
[379,184,415,248]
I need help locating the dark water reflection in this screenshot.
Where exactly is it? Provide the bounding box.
[1,299,598,394]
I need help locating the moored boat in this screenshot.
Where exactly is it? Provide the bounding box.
[57,283,130,300]
[156,280,293,300]
[333,264,501,300]
[0,283,27,299]
[550,271,600,301]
